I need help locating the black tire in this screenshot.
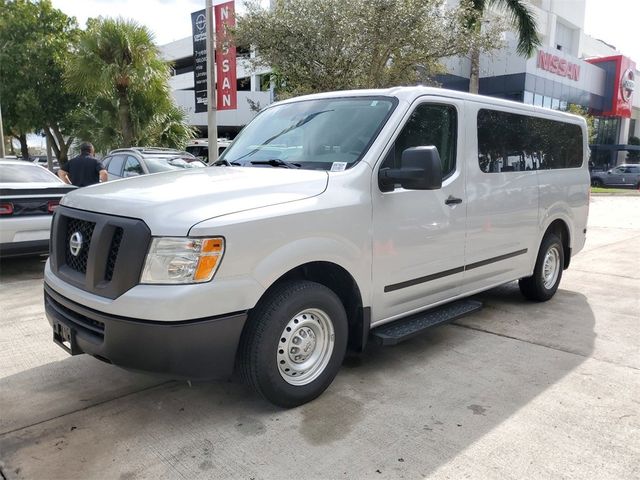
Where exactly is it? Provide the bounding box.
[238,280,348,408]
[519,233,564,302]
[591,178,603,187]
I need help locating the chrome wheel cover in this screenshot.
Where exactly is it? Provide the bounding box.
[542,245,560,290]
[277,308,335,386]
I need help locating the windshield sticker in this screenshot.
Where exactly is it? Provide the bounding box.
[330,162,348,172]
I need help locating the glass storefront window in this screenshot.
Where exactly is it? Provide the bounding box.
[552,98,560,110]
[524,91,534,105]
[543,96,552,108]
[534,94,543,107]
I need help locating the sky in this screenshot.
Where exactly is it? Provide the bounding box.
[583,0,640,62]
[50,0,640,63]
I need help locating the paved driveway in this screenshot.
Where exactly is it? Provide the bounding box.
[0,196,638,479]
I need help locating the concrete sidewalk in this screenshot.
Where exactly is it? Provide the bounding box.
[0,196,638,479]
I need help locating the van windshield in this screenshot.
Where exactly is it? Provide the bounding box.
[220,97,396,170]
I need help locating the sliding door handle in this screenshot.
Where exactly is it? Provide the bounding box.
[445,196,463,205]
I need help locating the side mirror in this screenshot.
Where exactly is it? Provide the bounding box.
[607,169,612,174]
[379,146,443,192]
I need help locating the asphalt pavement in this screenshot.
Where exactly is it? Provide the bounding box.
[0,196,638,479]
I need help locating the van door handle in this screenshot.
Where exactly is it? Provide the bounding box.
[445,196,463,205]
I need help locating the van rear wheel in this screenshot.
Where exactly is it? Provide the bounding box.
[238,280,348,408]
[519,233,564,302]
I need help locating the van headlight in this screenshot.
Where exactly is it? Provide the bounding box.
[141,237,225,284]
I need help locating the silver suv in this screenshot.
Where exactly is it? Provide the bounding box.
[102,147,206,181]
[591,164,640,188]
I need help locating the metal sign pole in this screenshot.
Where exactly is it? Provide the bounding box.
[205,0,218,163]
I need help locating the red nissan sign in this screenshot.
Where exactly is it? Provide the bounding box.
[536,50,580,81]
[214,1,237,110]
[588,55,636,118]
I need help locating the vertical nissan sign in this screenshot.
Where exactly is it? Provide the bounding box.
[191,9,208,113]
[214,1,237,110]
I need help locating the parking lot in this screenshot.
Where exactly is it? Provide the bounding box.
[0,195,638,479]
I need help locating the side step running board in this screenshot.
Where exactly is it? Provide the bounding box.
[370,299,483,346]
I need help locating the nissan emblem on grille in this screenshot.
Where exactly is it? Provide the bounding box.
[69,231,83,257]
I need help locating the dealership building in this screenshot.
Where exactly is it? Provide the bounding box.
[160,0,638,167]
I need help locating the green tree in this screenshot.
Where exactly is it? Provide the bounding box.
[565,104,596,145]
[66,17,194,150]
[467,0,540,94]
[0,0,80,160]
[235,0,503,98]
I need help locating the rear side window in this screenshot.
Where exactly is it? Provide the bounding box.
[107,155,126,176]
[383,103,457,177]
[477,109,583,173]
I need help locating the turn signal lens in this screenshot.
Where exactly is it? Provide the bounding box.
[194,238,225,281]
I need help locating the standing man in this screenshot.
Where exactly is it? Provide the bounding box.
[58,142,107,187]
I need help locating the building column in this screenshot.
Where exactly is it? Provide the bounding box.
[617,117,631,164]
[547,13,557,50]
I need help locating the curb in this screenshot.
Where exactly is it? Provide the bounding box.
[590,192,640,197]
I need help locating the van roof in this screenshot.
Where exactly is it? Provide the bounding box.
[272,86,586,123]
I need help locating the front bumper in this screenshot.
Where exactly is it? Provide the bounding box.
[44,283,247,380]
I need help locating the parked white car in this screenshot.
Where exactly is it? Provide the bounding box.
[0,159,75,257]
[43,87,589,407]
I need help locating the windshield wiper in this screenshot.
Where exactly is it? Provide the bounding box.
[212,159,242,166]
[250,159,301,169]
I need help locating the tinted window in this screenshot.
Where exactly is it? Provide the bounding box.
[123,156,144,177]
[107,155,126,176]
[477,109,583,173]
[382,104,457,177]
[0,164,61,183]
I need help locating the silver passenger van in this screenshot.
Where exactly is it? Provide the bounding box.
[44,87,589,407]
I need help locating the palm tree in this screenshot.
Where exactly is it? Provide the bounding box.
[467,0,540,94]
[66,18,171,147]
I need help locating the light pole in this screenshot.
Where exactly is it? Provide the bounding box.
[205,0,219,163]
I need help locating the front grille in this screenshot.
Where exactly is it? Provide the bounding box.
[65,218,95,273]
[51,206,151,299]
[105,227,124,281]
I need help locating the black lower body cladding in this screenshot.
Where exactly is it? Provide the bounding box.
[44,283,247,380]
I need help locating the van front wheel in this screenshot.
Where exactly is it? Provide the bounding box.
[519,233,564,302]
[238,280,348,408]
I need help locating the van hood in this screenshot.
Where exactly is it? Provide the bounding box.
[61,167,328,236]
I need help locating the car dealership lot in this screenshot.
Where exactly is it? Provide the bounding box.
[1,196,638,480]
